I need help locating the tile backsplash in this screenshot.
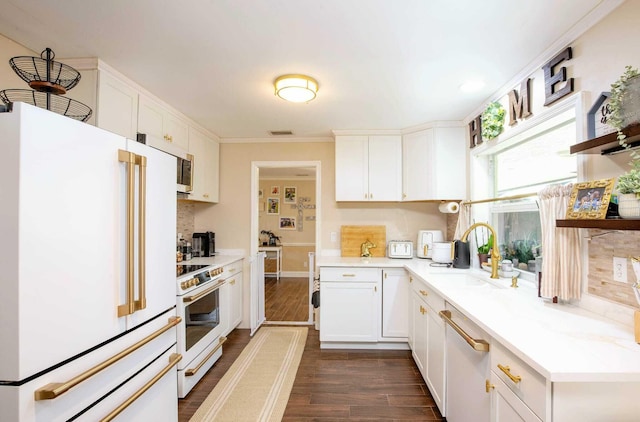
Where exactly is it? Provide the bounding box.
[177,201,195,241]
[588,229,640,309]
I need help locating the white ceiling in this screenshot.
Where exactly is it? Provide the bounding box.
[0,0,613,140]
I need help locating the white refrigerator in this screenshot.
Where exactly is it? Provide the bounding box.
[0,102,179,421]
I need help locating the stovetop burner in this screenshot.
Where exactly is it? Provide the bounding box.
[176,264,210,277]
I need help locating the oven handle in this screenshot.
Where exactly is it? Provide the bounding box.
[100,352,182,422]
[34,316,181,400]
[183,279,226,303]
[439,310,490,352]
[185,336,227,376]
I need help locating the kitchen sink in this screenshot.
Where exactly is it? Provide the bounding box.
[440,274,507,290]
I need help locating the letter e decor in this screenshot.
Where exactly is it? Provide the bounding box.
[542,47,574,106]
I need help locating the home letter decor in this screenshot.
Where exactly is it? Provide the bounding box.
[542,47,574,106]
[469,115,482,148]
[508,78,532,126]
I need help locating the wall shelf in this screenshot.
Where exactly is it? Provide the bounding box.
[570,123,640,155]
[556,219,640,230]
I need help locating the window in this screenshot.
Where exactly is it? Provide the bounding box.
[489,109,577,273]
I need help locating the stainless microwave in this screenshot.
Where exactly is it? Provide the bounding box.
[177,153,193,194]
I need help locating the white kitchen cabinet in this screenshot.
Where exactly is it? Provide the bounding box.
[402,126,466,200]
[490,373,542,422]
[319,267,381,343]
[409,276,446,415]
[138,94,189,154]
[62,60,139,140]
[222,259,244,336]
[188,126,220,203]
[381,269,409,339]
[335,135,402,201]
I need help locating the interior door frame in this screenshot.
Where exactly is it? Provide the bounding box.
[250,160,322,325]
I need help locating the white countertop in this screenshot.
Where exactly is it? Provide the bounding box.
[317,256,640,383]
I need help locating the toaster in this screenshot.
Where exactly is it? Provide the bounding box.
[387,240,413,259]
[416,230,444,258]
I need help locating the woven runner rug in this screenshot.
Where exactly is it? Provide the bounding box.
[189,326,308,422]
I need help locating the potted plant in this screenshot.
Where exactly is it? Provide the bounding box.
[260,230,281,246]
[475,227,493,266]
[616,159,640,218]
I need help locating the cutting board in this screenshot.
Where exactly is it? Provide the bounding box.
[340,225,386,257]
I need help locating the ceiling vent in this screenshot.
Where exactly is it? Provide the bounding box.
[269,130,294,136]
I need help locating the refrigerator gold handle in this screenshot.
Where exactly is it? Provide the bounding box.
[34,316,181,401]
[134,154,147,312]
[100,353,182,422]
[439,310,490,352]
[118,150,136,317]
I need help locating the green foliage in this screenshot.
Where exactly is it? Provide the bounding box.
[609,65,640,162]
[481,101,506,140]
[477,233,494,254]
[617,159,640,197]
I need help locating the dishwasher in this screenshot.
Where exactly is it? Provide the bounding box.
[440,303,491,422]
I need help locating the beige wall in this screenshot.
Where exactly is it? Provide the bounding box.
[193,141,448,260]
[0,36,35,89]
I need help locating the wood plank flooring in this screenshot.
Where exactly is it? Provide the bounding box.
[178,328,444,421]
[265,276,310,322]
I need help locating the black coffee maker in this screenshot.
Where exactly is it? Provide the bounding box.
[192,232,215,257]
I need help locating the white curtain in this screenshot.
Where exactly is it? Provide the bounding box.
[538,184,582,300]
[454,201,471,240]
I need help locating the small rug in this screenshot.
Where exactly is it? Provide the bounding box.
[189,326,308,422]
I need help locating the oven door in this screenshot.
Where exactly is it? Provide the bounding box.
[177,279,225,369]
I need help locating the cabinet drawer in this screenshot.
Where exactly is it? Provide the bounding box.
[222,260,242,279]
[320,267,381,282]
[409,276,445,311]
[491,341,546,420]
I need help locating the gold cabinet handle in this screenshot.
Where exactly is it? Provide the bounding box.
[497,364,522,384]
[185,336,227,376]
[229,278,236,285]
[419,305,426,315]
[183,280,226,303]
[374,285,377,292]
[439,310,490,352]
[342,273,356,277]
[419,289,428,296]
[34,316,181,401]
[100,352,182,422]
[486,379,495,393]
[409,276,413,283]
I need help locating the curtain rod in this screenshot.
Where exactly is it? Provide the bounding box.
[462,192,538,206]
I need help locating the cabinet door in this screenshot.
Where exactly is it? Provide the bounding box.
[411,292,428,378]
[490,373,542,422]
[206,136,220,203]
[431,127,466,199]
[320,281,378,342]
[97,71,139,140]
[402,129,433,201]
[381,269,409,339]
[164,110,189,151]
[425,303,445,414]
[368,135,402,201]
[138,95,165,145]
[228,271,243,332]
[335,135,368,201]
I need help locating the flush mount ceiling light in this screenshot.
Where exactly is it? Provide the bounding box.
[274,74,318,103]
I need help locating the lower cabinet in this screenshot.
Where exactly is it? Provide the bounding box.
[408,275,445,415]
[222,259,243,336]
[381,269,409,340]
[319,267,380,343]
[490,372,542,422]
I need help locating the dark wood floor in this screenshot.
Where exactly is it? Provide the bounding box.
[178,328,444,421]
[265,276,310,322]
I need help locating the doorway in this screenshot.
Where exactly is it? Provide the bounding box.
[250,161,321,326]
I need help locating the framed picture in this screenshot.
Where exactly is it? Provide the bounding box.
[279,216,296,230]
[284,186,297,203]
[267,197,280,215]
[565,178,615,220]
[270,186,280,196]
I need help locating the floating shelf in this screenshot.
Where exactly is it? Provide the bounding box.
[556,219,640,230]
[570,123,640,155]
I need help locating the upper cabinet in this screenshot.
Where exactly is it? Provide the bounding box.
[335,135,402,201]
[188,127,220,203]
[138,95,189,154]
[402,126,467,201]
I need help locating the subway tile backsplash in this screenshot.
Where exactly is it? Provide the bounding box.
[177,201,195,242]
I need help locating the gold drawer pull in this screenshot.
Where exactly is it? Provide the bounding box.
[342,273,356,277]
[35,316,181,400]
[497,364,522,384]
[419,289,428,296]
[486,379,495,393]
[186,337,227,376]
[100,353,182,421]
[419,305,426,315]
[439,310,490,352]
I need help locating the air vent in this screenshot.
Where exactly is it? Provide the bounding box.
[269,130,293,136]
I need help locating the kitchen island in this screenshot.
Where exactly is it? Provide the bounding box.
[317,256,640,421]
